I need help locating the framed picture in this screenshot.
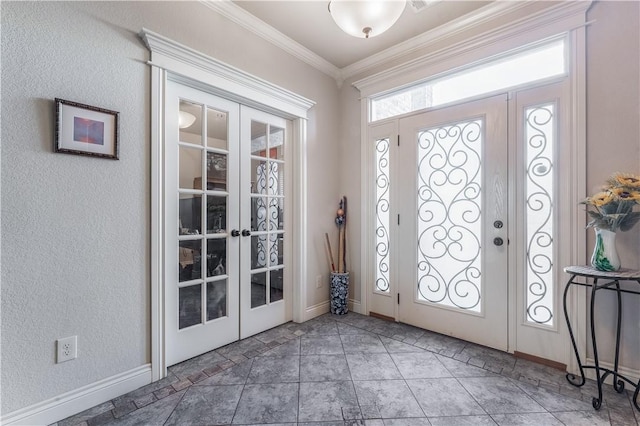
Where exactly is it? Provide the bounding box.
[55,98,119,160]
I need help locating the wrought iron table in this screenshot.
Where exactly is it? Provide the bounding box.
[563,266,640,410]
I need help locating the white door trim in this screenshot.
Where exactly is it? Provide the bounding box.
[355,4,588,371]
[141,29,315,381]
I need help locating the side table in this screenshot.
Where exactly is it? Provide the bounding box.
[563,265,640,410]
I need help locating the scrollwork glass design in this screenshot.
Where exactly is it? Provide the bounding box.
[525,104,555,326]
[416,120,482,312]
[254,162,279,268]
[375,137,391,293]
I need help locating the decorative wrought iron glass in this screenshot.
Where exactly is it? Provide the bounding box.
[375,137,391,293]
[525,103,555,326]
[416,119,483,312]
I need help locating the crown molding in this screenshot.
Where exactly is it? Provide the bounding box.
[341,0,529,81]
[140,28,315,118]
[200,0,342,84]
[353,0,593,96]
[198,0,591,89]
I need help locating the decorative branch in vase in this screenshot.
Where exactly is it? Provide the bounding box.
[581,173,640,271]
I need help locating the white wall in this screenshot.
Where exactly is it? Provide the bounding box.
[338,0,640,371]
[1,1,339,415]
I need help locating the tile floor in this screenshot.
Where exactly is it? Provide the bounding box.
[54,312,639,426]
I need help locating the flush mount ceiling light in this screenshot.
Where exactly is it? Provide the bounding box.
[328,0,406,39]
[178,111,196,129]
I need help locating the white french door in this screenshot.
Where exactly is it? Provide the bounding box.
[397,94,509,351]
[239,107,292,339]
[165,81,291,366]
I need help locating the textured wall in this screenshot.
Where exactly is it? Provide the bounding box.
[1,1,339,415]
[585,0,640,371]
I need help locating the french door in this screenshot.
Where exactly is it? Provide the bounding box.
[370,84,570,361]
[397,94,509,351]
[165,81,291,366]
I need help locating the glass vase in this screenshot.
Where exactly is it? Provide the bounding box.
[591,228,621,271]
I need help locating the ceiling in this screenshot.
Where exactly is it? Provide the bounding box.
[232,0,491,69]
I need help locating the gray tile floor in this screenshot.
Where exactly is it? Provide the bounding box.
[55,312,639,426]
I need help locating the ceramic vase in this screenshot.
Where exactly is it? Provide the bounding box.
[591,228,621,271]
[330,272,349,315]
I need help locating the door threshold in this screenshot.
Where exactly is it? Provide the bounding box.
[368,311,395,322]
[514,351,566,371]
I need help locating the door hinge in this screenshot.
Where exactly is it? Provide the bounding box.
[397,214,400,225]
[397,134,400,146]
[397,293,400,304]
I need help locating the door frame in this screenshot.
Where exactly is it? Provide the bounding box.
[353,3,588,372]
[142,29,315,381]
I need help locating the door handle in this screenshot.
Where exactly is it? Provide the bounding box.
[231,229,240,237]
[241,229,251,237]
[493,237,504,246]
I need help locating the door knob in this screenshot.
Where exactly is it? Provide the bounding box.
[241,229,251,237]
[493,237,504,246]
[494,220,504,229]
[231,229,240,237]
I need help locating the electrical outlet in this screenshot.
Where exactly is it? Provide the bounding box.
[57,336,77,363]
[315,274,323,289]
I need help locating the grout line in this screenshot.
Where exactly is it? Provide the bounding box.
[67,312,634,425]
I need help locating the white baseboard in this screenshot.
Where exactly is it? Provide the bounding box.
[304,299,362,321]
[584,358,640,385]
[1,364,152,426]
[304,301,330,321]
[348,299,362,314]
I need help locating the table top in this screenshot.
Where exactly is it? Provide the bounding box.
[564,265,640,280]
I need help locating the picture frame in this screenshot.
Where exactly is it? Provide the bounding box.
[55,98,119,160]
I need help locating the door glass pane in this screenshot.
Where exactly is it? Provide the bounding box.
[179,240,201,282]
[207,280,227,320]
[207,152,227,191]
[269,198,284,231]
[251,235,268,269]
[270,126,285,160]
[206,238,226,278]
[179,193,201,235]
[525,103,555,326]
[375,137,391,293]
[269,162,283,196]
[270,269,284,303]
[251,271,267,308]
[251,121,268,157]
[251,197,268,232]
[206,196,227,234]
[179,101,201,142]
[179,145,202,190]
[179,284,202,329]
[269,234,283,266]
[416,119,483,312]
[207,107,227,149]
[251,159,268,195]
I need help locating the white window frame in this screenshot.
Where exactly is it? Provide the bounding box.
[141,29,315,381]
[353,1,590,375]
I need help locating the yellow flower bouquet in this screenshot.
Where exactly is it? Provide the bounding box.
[582,173,640,232]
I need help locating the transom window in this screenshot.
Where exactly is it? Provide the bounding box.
[370,38,566,122]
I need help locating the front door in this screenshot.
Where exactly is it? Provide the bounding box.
[397,94,509,350]
[165,81,291,366]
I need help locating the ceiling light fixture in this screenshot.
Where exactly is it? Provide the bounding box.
[328,0,406,39]
[178,111,196,129]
